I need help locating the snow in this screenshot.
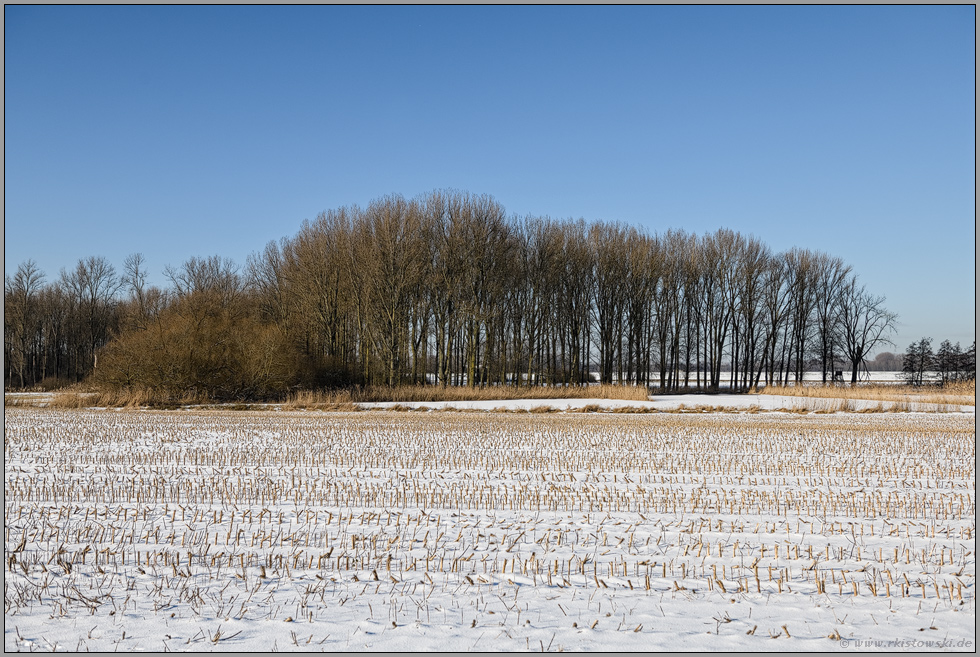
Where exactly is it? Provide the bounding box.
[362,394,974,414]
[4,408,975,652]
[6,389,974,414]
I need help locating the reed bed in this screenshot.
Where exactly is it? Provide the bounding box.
[6,389,211,410]
[761,380,975,407]
[286,383,653,406]
[8,383,653,411]
[4,408,975,651]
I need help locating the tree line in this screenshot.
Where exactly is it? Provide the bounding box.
[6,190,905,400]
[901,337,976,386]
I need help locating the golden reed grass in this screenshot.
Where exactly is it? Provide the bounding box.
[760,380,975,407]
[7,383,651,410]
[9,379,972,411]
[283,384,651,408]
[6,388,214,410]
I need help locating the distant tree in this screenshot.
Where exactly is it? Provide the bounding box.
[812,254,851,383]
[357,194,429,387]
[123,253,148,309]
[4,260,46,387]
[560,220,595,386]
[837,277,898,384]
[285,208,361,386]
[868,351,903,372]
[699,229,740,392]
[165,255,242,304]
[60,256,123,377]
[37,283,71,383]
[757,252,791,387]
[121,253,169,331]
[622,229,661,386]
[935,340,960,385]
[901,337,934,386]
[730,236,772,391]
[12,190,918,397]
[960,341,976,381]
[782,248,820,384]
[591,222,629,385]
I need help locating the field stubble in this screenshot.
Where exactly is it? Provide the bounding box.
[4,409,975,651]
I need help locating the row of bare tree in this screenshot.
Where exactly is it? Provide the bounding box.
[5,256,123,388]
[6,190,898,398]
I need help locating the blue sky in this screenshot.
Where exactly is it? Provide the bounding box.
[4,5,975,352]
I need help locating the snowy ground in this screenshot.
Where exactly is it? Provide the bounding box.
[362,394,974,414]
[4,409,975,652]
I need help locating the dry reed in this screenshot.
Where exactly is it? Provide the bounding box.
[283,383,651,407]
[761,380,975,407]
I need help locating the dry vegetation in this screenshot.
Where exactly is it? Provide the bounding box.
[284,384,652,406]
[761,380,975,407]
[4,408,974,650]
[5,389,206,410]
[6,384,654,411]
[5,379,974,416]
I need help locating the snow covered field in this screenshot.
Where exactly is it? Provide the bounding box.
[362,394,975,414]
[4,408,975,652]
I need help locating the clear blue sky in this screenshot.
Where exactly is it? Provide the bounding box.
[4,5,975,352]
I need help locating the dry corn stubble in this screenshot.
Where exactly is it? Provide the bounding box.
[4,408,975,650]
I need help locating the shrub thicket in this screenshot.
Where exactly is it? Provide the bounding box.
[92,290,304,402]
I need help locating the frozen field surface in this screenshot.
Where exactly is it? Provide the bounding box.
[362,394,974,414]
[4,409,975,652]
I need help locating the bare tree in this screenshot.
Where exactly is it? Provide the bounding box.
[622,230,660,385]
[731,236,772,390]
[812,253,852,383]
[13,189,905,398]
[5,261,46,387]
[285,207,360,383]
[838,277,898,384]
[559,220,594,386]
[700,229,739,391]
[357,194,428,386]
[935,339,959,385]
[165,255,241,303]
[781,248,820,384]
[246,241,291,328]
[901,337,934,386]
[591,222,628,385]
[121,253,168,331]
[653,230,693,391]
[757,254,792,387]
[59,256,123,376]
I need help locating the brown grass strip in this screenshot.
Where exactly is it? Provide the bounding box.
[760,381,975,407]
